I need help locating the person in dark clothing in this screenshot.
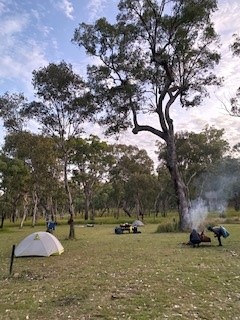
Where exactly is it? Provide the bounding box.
[207,226,223,246]
[189,229,202,247]
[46,221,56,233]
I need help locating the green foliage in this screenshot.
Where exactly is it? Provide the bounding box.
[71,136,114,220]
[109,144,157,217]
[73,0,222,231]
[73,0,221,134]
[157,126,229,172]
[0,153,31,195]
[23,61,93,139]
[231,33,240,57]
[228,34,240,116]
[156,220,180,233]
[157,126,230,199]
[0,92,27,132]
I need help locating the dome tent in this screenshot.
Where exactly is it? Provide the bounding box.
[132,220,144,227]
[15,231,64,257]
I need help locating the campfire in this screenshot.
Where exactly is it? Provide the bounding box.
[200,231,211,243]
[187,229,211,247]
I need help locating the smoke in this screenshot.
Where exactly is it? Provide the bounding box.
[189,165,240,231]
[189,198,208,230]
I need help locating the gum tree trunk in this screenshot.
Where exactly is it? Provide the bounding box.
[64,155,75,239]
[166,133,191,231]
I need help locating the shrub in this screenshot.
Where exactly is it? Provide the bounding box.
[156,221,179,233]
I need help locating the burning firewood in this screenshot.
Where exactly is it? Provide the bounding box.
[185,230,211,247]
[200,232,211,243]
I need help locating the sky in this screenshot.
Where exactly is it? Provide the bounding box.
[0,0,240,165]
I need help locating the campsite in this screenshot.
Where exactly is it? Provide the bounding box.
[1,216,240,320]
[1,0,240,318]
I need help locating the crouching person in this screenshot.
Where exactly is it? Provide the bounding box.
[189,229,201,247]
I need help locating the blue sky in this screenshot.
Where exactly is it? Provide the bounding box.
[0,0,240,163]
[0,0,118,96]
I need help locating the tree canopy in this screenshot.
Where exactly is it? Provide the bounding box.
[229,34,240,116]
[73,0,221,230]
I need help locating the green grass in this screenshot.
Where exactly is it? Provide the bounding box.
[0,222,240,319]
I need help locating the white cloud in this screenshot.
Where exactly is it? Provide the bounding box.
[0,10,48,94]
[0,33,48,97]
[0,15,28,36]
[214,1,240,36]
[55,0,74,20]
[87,0,108,22]
[0,1,6,15]
[0,5,56,97]
[39,25,53,37]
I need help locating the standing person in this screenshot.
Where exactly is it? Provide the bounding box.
[207,226,224,246]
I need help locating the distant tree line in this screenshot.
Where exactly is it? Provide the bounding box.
[0,119,239,232]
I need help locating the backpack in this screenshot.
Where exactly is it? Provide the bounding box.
[115,227,123,234]
[220,226,230,238]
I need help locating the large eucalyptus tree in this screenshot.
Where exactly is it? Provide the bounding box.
[73,0,221,230]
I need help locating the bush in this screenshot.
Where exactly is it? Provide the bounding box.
[156,221,179,233]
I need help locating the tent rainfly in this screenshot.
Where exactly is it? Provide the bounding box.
[15,231,64,257]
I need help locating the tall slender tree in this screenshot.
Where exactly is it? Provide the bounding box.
[23,61,93,238]
[73,0,221,230]
[109,144,155,218]
[71,136,114,220]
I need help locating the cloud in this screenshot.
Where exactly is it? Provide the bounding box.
[0,8,49,96]
[0,0,7,15]
[87,0,108,22]
[0,41,48,97]
[0,15,28,36]
[55,0,74,20]
[214,1,240,37]
[0,3,60,97]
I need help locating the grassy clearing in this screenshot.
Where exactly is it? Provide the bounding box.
[0,222,240,320]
